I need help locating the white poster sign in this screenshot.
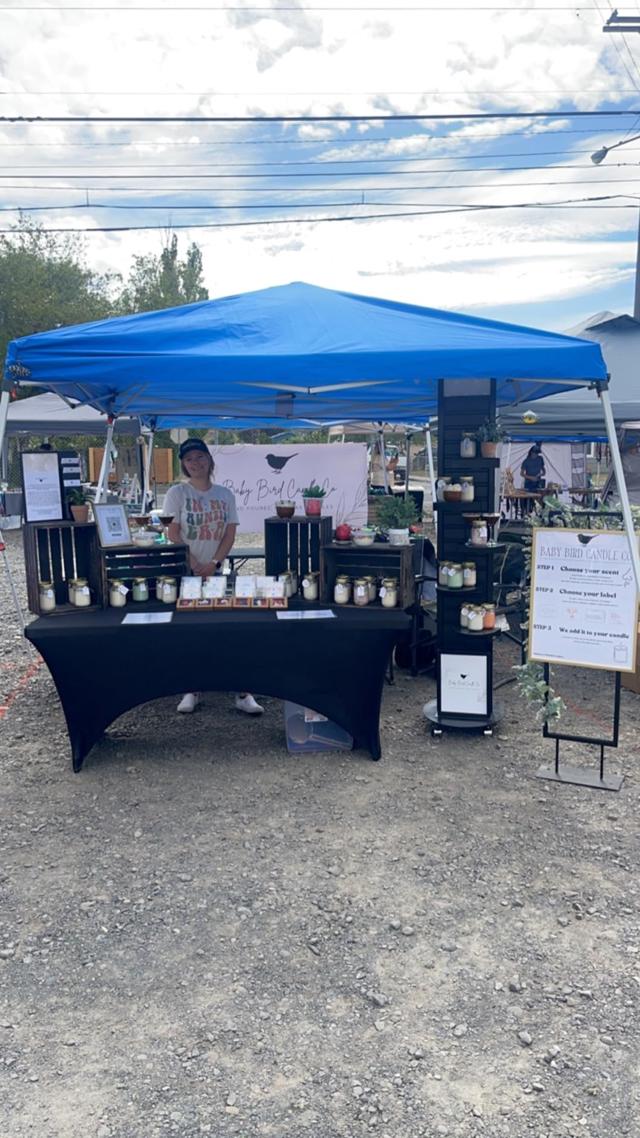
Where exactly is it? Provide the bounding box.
[210,443,368,533]
[21,451,63,522]
[529,528,639,672]
[440,653,488,716]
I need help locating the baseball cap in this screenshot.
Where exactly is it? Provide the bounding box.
[179,438,210,460]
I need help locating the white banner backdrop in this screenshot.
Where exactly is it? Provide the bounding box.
[210,443,368,533]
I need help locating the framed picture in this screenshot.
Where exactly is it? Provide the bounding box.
[20,451,65,523]
[93,503,132,548]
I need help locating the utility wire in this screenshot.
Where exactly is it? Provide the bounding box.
[2,175,640,190]
[4,160,640,173]
[3,111,640,123]
[0,127,624,146]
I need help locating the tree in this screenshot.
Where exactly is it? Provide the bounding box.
[0,214,116,372]
[117,233,208,314]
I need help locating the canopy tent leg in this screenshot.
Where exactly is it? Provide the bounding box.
[377,425,389,494]
[404,428,412,502]
[425,421,436,536]
[95,419,115,504]
[0,388,10,474]
[142,428,155,512]
[599,385,640,592]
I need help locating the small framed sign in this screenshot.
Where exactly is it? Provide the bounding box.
[93,503,132,548]
[21,451,65,522]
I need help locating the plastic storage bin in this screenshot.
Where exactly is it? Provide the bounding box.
[284,701,353,754]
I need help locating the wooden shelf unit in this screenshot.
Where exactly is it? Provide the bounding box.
[264,514,333,579]
[320,540,420,609]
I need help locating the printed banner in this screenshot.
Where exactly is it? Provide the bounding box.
[210,443,368,532]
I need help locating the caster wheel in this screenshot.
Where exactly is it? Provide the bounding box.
[431,727,443,738]
[483,727,494,737]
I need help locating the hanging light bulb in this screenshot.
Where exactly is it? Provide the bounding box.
[522,410,538,425]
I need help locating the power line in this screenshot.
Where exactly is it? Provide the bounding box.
[3,111,640,124]
[0,5,618,11]
[4,160,640,173]
[5,89,638,96]
[0,194,637,235]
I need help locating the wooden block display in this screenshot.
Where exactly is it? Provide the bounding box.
[99,542,189,603]
[23,521,102,614]
[320,541,418,609]
[265,515,333,579]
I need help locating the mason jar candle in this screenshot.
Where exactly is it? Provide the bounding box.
[470,519,488,546]
[161,577,177,604]
[448,562,464,589]
[365,575,377,603]
[72,578,91,607]
[483,603,496,630]
[380,578,398,608]
[353,577,369,606]
[334,575,351,605]
[468,605,484,632]
[459,603,470,629]
[132,577,149,602]
[438,561,450,587]
[460,475,475,503]
[462,562,477,588]
[302,573,319,602]
[460,431,477,458]
[436,476,451,502]
[39,581,56,613]
[109,579,128,608]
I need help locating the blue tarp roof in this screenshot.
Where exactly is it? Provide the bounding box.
[4,282,607,425]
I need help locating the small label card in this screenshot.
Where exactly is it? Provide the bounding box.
[180,575,203,600]
[122,612,174,624]
[256,575,277,598]
[235,575,257,598]
[202,576,227,599]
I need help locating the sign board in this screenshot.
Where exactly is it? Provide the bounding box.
[210,443,368,532]
[529,528,639,672]
[20,451,64,522]
[440,653,488,716]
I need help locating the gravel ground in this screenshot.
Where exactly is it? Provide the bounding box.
[1,527,639,1138]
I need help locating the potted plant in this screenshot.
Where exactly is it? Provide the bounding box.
[476,417,506,458]
[67,488,90,523]
[374,495,418,545]
[301,482,327,517]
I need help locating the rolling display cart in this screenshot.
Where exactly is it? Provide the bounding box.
[424,379,504,737]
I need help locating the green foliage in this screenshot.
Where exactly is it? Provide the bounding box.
[513,661,566,723]
[0,215,116,367]
[301,481,327,498]
[374,495,418,530]
[116,234,208,314]
[476,417,506,443]
[67,487,88,506]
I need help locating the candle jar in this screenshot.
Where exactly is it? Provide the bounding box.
[279,572,294,598]
[380,577,398,608]
[438,561,450,587]
[483,603,496,630]
[468,605,484,632]
[302,573,319,602]
[448,562,464,589]
[39,581,56,613]
[462,561,477,588]
[132,577,149,602]
[334,575,351,605]
[460,432,477,458]
[71,578,91,607]
[161,577,177,604]
[470,519,488,546]
[459,603,470,629]
[109,579,128,608]
[460,475,475,503]
[365,575,377,602]
[353,577,369,606]
[436,476,451,502]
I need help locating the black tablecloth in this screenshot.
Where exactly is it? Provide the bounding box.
[26,605,409,770]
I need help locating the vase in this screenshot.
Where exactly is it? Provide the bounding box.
[480,441,499,458]
[303,497,323,517]
[70,504,89,523]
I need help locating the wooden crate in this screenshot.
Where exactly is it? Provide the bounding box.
[265,515,333,578]
[23,521,102,614]
[320,541,419,609]
[98,543,189,602]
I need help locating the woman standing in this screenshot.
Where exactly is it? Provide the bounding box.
[520,445,546,492]
[164,437,263,716]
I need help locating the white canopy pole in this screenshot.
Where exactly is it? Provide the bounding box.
[425,421,436,536]
[404,428,412,501]
[142,428,155,511]
[0,389,10,471]
[599,385,640,592]
[95,419,115,503]
[377,425,389,493]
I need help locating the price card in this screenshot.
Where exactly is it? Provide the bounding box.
[180,576,202,600]
[234,575,257,598]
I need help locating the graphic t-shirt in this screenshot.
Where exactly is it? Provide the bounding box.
[163,481,239,568]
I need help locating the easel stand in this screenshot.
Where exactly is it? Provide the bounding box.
[536,665,623,792]
[0,523,26,630]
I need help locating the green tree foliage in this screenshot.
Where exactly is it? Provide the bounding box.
[0,215,116,369]
[117,234,208,314]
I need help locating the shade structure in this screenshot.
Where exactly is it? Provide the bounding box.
[5,392,139,436]
[4,282,607,425]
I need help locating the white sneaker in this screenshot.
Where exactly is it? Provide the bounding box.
[234,693,264,716]
[177,692,200,714]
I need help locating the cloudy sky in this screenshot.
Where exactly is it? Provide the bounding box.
[3,0,640,330]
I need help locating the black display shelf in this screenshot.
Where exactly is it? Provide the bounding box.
[436,584,479,593]
[459,626,502,637]
[463,541,506,552]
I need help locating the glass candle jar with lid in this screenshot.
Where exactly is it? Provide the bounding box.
[132,577,149,602]
[302,572,319,602]
[470,518,488,546]
[462,561,477,588]
[436,476,451,502]
[353,577,369,606]
[334,575,351,605]
[460,431,477,458]
[380,577,398,608]
[482,602,496,630]
[467,605,485,632]
[447,562,464,589]
[438,561,450,587]
[70,578,91,607]
[460,475,475,503]
[109,579,128,608]
[161,577,177,604]
[365,575,377,603]
[459,603,470,629]
[39,580,56,613]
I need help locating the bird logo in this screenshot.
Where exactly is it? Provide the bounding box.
[266,453,298,471]
[577,533,598,546]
